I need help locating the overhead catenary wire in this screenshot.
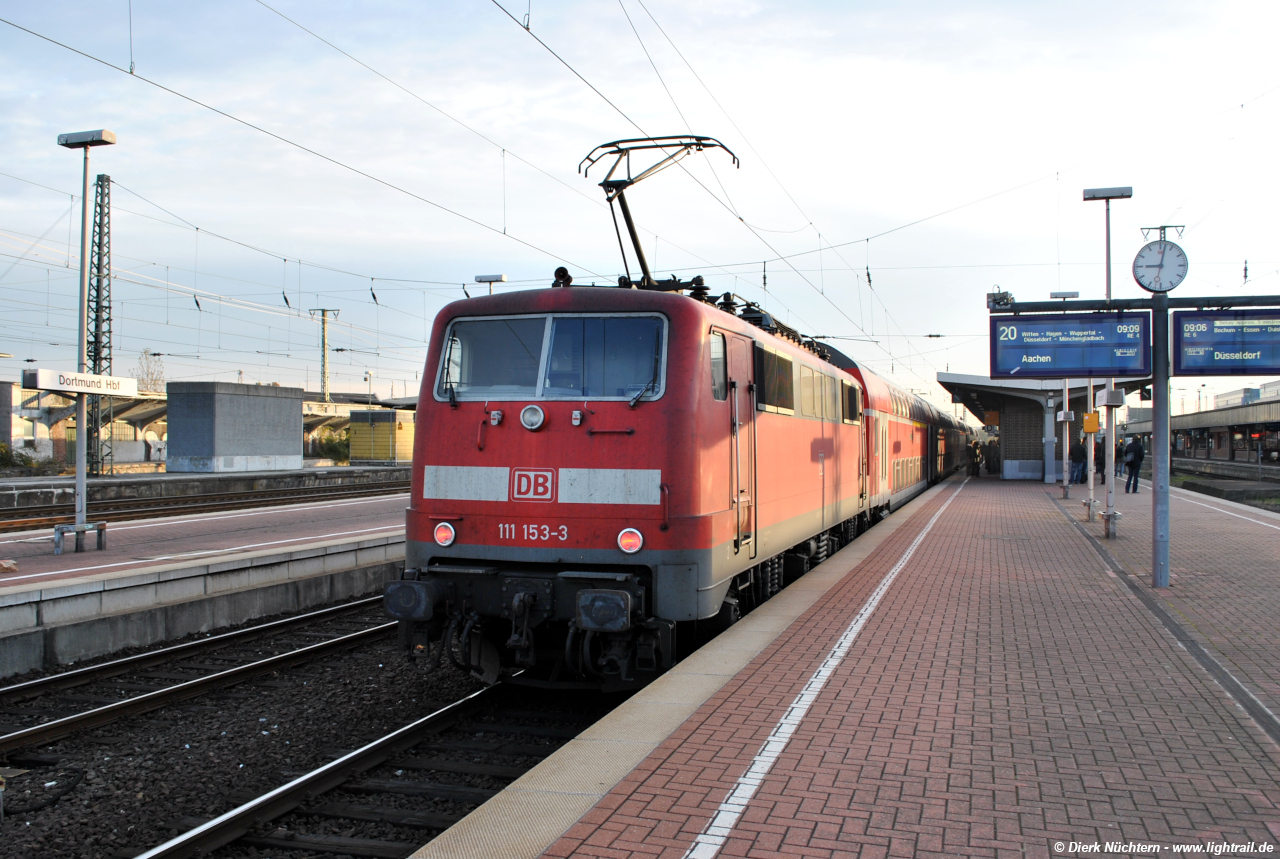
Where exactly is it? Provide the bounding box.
[249,0,733,290]
[484,0,942,394]
[0,15,602,276]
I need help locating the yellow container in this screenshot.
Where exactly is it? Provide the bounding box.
[349,410,415,463]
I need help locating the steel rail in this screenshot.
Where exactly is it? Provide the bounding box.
[132,685,499,859]
[0,596,382,704]
[0,621,397,755]
[0,481,410,532]
[0,479,411,517]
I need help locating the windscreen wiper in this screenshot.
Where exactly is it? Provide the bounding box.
[629,373,657,409]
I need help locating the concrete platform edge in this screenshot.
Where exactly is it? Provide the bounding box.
[411,481,954,859]
[0,535,405,678]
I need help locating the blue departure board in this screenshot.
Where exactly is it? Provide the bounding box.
[989,312,1151,379]
[1173,310,1280,376]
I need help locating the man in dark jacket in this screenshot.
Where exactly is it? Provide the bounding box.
[1124,437,1145,493]
[1069,439,1087,484]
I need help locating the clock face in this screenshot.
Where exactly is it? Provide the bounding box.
[1132,240,1188,293]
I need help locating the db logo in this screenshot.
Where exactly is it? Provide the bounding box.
[512,468,555,502]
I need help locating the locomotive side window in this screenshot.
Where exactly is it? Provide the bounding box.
[542,316,664,398]
[710,332,728,401]
[753,346,794,413]
[437,317,545,399]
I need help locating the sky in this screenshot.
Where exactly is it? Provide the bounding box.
[1,0,1278,416]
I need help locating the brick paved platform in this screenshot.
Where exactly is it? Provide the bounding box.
[523,476,1280,858]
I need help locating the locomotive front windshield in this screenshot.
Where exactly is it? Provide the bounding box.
[437,313,666,401]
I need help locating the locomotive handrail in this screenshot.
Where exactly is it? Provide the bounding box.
[586,427,635,436]
[749,381,759,560]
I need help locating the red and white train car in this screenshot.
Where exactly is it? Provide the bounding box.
[384,284,969,689]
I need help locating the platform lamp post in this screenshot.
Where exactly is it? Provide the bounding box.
[1050,292,1079,497]
[58,129,116,539]
[475,274,507,295]
[1083,186,1132,537]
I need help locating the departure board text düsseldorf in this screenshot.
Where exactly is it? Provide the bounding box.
[1173,310,1280,376]
[989,312,1152,379]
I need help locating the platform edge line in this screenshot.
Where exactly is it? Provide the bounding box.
[680,477,970,859]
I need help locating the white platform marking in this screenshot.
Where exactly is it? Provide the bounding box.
[0,525,403,583]
[681,478,969,859]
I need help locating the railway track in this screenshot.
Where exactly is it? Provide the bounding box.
[0,480,411,533]
[134,684,615,859]
[0,597,393,755]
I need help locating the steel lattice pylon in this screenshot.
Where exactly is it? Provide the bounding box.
[87,174,113,476]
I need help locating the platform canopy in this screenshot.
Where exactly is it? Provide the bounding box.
[937,372,1151,482]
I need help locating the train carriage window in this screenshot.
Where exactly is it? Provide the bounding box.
[824,375,839,421]
[841,381,862,424]
[799,366,816,417]
[438,317,546,399]
[710,331,728,401]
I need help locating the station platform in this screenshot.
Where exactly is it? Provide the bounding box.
[421,475,1280,859]
[0,492,408,676]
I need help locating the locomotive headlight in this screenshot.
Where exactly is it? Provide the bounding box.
[617,528,644,554]
[433,522,456,546]
[576,589,632,633]
[520,404,545,431]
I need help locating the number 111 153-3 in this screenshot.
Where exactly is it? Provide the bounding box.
[498,523,568,541]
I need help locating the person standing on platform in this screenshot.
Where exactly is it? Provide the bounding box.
[1115,440,1126,477]
[987,440,1001,476]
[968,440,982,477]
[1093,439,1104,484]
[1124,436,1145,493]
[1069,438,1087,484]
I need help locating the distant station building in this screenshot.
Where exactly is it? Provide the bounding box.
[2,377,412,473]
[348,410,415,465]
[938,372,1151,482]
[1124,386,1280,476]
[166,382,305,473]
[1,380,168,470]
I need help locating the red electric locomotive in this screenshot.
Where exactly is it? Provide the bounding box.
[383,281,969,689]
[383,135,969,689]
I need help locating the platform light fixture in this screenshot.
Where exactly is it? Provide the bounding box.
[59,128,116,543]
[1049,291,1079,300]
[1083,184,1133,538]
[475,273,507,295]
[1082,186,1132,201]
